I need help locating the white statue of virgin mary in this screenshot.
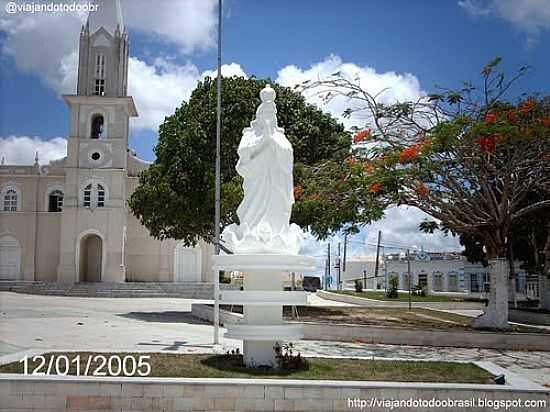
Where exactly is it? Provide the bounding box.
[221,85,304,255]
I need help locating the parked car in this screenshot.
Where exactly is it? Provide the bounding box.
[303,276,321,292]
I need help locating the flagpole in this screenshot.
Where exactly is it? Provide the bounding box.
[213,0,223,345]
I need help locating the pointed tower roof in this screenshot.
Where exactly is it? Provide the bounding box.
[87,0,124,35]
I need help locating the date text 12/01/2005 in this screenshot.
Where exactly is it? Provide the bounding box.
[19,354,152,377]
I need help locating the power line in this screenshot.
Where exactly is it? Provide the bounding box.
[346,239,458,255]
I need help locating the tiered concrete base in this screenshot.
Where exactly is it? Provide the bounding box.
[214,254,316,367]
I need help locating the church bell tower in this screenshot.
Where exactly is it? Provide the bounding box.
[57,0,137,283]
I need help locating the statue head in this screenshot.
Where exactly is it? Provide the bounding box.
[260,84,276,103]
[249,85,279,136]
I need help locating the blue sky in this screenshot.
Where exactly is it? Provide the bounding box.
[1,0,549,255]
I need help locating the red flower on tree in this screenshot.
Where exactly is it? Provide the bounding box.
[506,110,517,124]
[346,158,357,166]
[518,97,536,114]
[485,113,497,124]
[494,134,505,145]
[399,144,420,163]
[363,161,375,173]
[477,135,496,153]
[353,129,371,143]
[293,186,304,200]
[368,183,382,194]
[414,183,429,198]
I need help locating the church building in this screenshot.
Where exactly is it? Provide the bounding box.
[0,1,214,283]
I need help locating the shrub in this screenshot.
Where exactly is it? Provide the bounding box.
[354,279,363,293]
[273,342,308,370]
[386,275,399,298]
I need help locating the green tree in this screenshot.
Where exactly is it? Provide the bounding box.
[129,76,382,246]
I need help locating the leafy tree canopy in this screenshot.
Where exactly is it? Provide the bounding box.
[301,59,550,259]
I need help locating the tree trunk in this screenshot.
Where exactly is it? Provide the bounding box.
[508,243,517,308]
[540,275,550,311]
[540,230,550,311]
[473,257,510,330]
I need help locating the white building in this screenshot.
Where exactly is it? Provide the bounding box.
[0,1,214,283]
[341,251,534,298]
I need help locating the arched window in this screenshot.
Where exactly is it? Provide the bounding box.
[97,184,105,208]
[91,115,104,139]
[82,182,107,208]
[94,54,105,96]
[2,187,19,212]
[83,184,92,207]
[48,190,64,212]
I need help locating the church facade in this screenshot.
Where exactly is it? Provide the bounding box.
[0,1,214,283]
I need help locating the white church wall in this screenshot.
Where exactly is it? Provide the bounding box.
[35,213,62,281]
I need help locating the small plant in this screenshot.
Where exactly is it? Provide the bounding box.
[354,279,363,293]
[386,275,399,298]
[273,342,308,370]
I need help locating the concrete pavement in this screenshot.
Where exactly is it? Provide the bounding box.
[1,292,549,387]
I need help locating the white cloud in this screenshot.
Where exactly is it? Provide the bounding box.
[458,0,490,17]
[0,1,85,92]
[201,62,248,80]
[276,55,425,129]
[0,136,67,165]
[459,0,550,44]
[128,58,201,131]
[123,0,218,54]
[494,0,550,33]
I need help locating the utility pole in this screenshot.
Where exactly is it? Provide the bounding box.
[343,233,348,273]
[291,272,296,319]
[407,249,412,311]
[327,243,331,289]
[374,230,381,288]
[213,0,223,345]
[383,247,388,293]
[337,242,341,290]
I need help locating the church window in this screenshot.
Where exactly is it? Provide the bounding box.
[82,182,107,208]
[97,184,105,208]
[95,79,105,96]
[48,190,64,212]
[95,54,105,78]
[91,115,104,139]
[94,54,105,96]
[83,184,92,207]
[3,188,18,212]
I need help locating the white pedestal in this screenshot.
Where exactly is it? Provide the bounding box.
[214,254,315,367]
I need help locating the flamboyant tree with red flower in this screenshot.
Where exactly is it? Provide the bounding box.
[300,58,550,329]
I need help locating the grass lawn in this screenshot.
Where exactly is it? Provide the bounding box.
[0,353,494,384]
[219,305,548,334]
[334,290,482,302]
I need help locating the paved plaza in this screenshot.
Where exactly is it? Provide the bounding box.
[1,291,549,387]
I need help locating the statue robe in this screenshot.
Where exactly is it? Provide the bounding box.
[235,126,294,238]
